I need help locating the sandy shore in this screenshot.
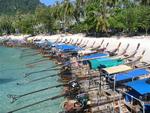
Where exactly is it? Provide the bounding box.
[1,34,150,62]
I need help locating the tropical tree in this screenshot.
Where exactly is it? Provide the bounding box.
[73,0,85,23]
[62,0,75,31]
[0,0,149,36]
[84,0,112,33]
[35,7,54,34]
[0,16,15,34]
[140,0,150,6]
[137,6,150,35]
[14,14,37,34]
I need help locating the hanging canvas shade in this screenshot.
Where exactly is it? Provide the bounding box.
[102,65,132,75]
[82,53,108,60]
[99,59,124,68]
[110,68,150,82]
[89,58,124,70]
[78,49,95,55]
[35,40,53,48]
[56,44,83,52]
[126,78,150,95]
[89,57,110,69]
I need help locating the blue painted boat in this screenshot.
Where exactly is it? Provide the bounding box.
[109,68,150,83]
[125,78,150,112]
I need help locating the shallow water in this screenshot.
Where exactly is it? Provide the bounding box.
[0,46,64,113]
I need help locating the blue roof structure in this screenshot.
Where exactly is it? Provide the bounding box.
[111,69,150,82]
[126,78,150,95]
[55,44,83,52]
[82,53,108,60]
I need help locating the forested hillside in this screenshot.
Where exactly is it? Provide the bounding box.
[0,0,42,15]
[0,0,149,36]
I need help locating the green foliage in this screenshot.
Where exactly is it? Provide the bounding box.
[0,0,42,15]
[70,22,88,33]
[108,3,150,35]
[0,0,149,36]
[137,6,150,35]
[0,16,15,34]
[35,7,54,33]
[14,14,37,34]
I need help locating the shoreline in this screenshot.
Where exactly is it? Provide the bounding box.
[1,34,150,62]
[1,34,150,113]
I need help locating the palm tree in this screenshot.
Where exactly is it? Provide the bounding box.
[51,0,75,32]
[140,0,150,6]
[73,0,86,23]
[62,0,74,30]
[85,0,112,33]
[51,2,64,21]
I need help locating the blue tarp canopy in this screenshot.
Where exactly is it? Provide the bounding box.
[55,44,83,52]
[35,40,53,47]
[126,78,150,95]
[111,69,150,82]
[82,53,108,60]
[52,43,64,47]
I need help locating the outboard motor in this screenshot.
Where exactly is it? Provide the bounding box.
[68,80,81,98]
[68,80,80,92]
[76,93,89,107]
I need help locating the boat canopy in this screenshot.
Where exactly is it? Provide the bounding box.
[102,65,132,75]
[78,49,95,55]
[126,79,150,95]
[110,68,150,82]
[89,58,124,70]
[35,40,53,47]
[56,44,83,52]
[52,43,64,47]
[82,53,108,60]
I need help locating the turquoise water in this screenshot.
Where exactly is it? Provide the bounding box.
[0,46,64,113]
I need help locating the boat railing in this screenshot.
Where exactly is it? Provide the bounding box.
[119,91,145,113]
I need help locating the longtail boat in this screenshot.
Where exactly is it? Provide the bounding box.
[124,78,150,112]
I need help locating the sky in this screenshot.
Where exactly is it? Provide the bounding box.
[40,0,63,6]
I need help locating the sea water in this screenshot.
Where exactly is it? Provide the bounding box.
[0,46,64,113]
